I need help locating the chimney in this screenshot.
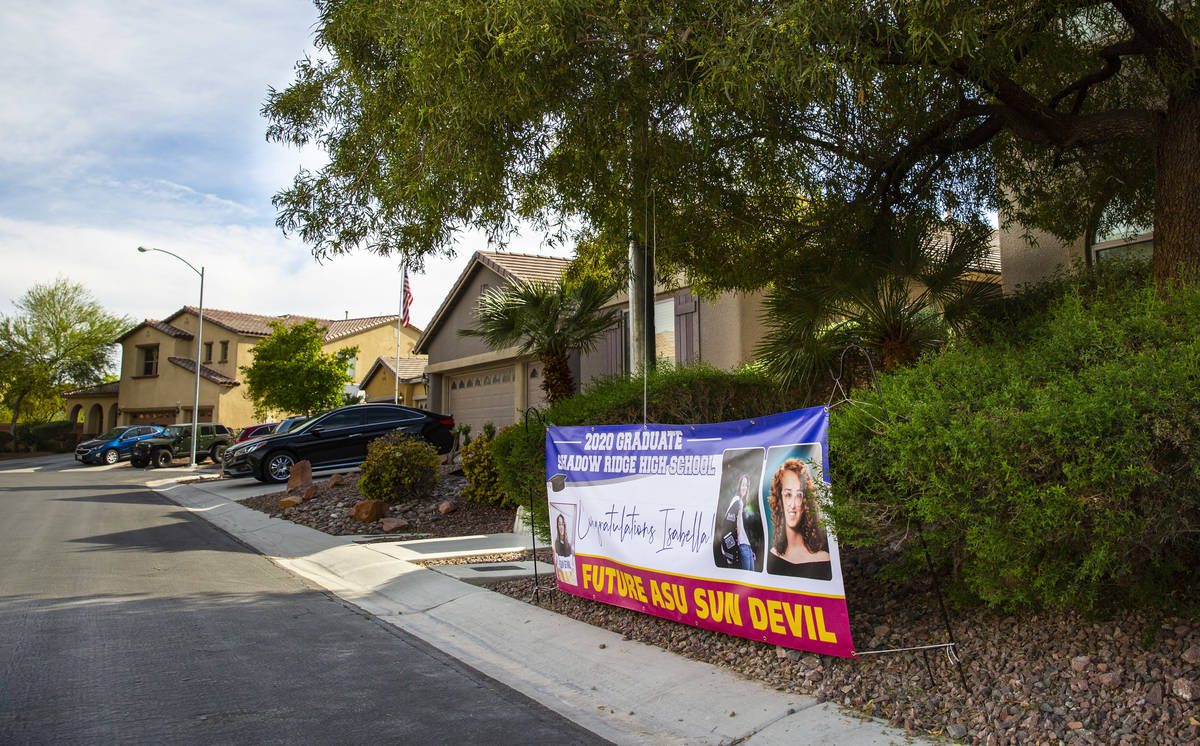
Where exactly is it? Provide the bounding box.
[344,311,349,320]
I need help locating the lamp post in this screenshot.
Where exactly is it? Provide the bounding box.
[137,246,204,468]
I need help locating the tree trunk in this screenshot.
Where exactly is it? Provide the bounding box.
[541,351,575,404]
[8,391,25,452]
[1153,93,1200,290]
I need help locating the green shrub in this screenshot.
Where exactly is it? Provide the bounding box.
[32,420,77,452]
[356,433,440,504]
[461,432,512,507]
[829,270,1200,613]
[491,363,808,541]
[0,430,13,451]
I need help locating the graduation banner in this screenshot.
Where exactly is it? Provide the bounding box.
[546,407,856,657]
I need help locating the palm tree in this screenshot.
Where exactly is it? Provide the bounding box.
[758,210,999,391]
[460,275,620,403]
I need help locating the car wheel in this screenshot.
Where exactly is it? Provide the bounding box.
[263,451,296,483]
[130,453,148,468]
[102,449,120,465]
[153,449,173,468]
[211,444,227,462]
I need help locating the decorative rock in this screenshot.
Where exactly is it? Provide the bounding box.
[278,497,301,509]
[947,724,967,739]
[1172,677,1196,701]
[1182,644,1200,665]
[1146,682,1164,705]
[379,517,409,532]
[437,500,456,515]
[351,500,388,522]
[1067,721,1084,730]
[329,473,346,487]
[286,460,313,492]
[1098,671,1122,688]
[302,484,319,502]
[1070,655,1091,673]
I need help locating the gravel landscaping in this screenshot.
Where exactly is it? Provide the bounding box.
[492,546,1200,746]
[236,470,515,537]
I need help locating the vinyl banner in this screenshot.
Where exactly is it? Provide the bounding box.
[546,407,855,658]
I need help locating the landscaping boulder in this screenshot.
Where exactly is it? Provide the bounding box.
[379,517,409,533]
[437,500,456,515]
[329,473,346,487]
[1182,644,1200,665]
[278,497,301,510]
[352,500,387,523]
[302,484,319,502]
[286,460,313,492]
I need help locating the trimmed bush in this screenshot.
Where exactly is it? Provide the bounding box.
[461,433,512,507]
[356,433,440,504]
[829,268,1200,612]
[491,363,808,541]
[32,420,77,452]
[0,430,13,451]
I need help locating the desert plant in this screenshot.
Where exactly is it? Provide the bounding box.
[459,276,620,403]
[356,432,440,504]
[461,432,511,507]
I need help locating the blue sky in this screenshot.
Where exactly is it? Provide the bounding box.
[0,0,568,329]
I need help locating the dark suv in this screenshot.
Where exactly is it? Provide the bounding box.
[221,404,454,483]
[131,423,236,468]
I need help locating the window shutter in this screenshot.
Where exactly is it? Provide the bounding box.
[674,290,700,365]
[600,314,627,376]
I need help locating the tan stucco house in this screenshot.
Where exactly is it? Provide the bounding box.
[65,307,421,435]
[413,251,774,433]
[359,355,429,407]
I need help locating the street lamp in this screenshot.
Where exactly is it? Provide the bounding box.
[137,245,205,468]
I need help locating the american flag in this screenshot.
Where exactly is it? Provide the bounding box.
[401,266,412,327]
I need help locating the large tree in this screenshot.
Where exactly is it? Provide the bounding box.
[264,0,787,367]
[0,279,129,435]
[240,320,358,418]
[695,0,1200,287]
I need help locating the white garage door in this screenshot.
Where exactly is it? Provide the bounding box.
[447,365,516,432]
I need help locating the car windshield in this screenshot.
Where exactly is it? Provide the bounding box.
[280,416,317,434]
[98,427,129,440]
[163,425,190,438]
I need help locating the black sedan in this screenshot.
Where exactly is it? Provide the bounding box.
[222,404,455,483]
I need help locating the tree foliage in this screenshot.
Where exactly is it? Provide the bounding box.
[460,275,620,402]
[267,1,1200,291]
[240,320,357,418]
[0,278,129,434]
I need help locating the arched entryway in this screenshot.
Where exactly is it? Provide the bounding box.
[68,404,83,425]
[107,403,119,430]
[85,404,104,435]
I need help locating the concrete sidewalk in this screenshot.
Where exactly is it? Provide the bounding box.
[151,475,926,745]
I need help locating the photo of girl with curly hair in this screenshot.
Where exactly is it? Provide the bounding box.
[765,457,832,580]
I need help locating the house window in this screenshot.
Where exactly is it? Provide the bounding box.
[654,297,676,364]
[203,342,213,363]
[346,355,357,378]
[137,345,159,376]
[219,341,228,362]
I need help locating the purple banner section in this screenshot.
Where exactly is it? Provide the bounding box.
[563,554,856,658]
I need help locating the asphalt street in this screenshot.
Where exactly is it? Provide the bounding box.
[0,455,607,745]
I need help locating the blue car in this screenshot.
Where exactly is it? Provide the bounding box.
[74,425,165,465]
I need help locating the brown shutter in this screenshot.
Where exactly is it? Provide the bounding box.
[674,290,700,365]
[601,314,627,376]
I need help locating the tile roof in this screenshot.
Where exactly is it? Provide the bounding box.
[167,357,240,386]
[166,307,404,342]
[116,319,193,342]
[62,381,120,398]
[414,251,573,353]
[479,251,573,284]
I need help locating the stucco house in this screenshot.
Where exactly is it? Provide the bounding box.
[359,355,429,407]
[413,251,772,432]
[66,307,421,435]
[998,209,1152,293]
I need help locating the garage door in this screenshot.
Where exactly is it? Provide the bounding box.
[446,365,516,432]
